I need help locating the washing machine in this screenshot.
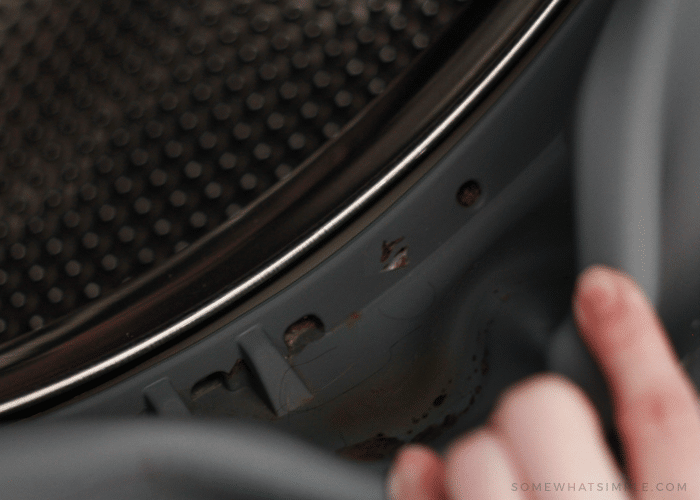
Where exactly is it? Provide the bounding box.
[1,0,699,497]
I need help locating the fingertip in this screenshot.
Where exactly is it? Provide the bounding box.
[573,266,620,331]
[444,427,526,500]
[574,266,653,330]
[488,373,601,436]
[387,444,446,500]
[573,264,669,365]
[445,427,498,473]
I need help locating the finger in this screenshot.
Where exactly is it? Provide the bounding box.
[445,427,528,500]
[387,444,447,500]
[489,374,629,499]
[574,266,700,498]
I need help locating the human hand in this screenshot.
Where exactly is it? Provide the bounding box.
[387,266,700,499]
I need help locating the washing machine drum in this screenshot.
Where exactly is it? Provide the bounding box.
[0,0,483,409]
[0,0,575,421]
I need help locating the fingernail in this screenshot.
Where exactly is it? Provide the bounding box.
[575,269,617,328]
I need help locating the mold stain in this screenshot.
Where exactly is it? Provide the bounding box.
[411,414,460,443]
[331,330,489,462]
[337,392,481,461]
[433,394,446,407]
[328,339,444,436]
[337,434,404,462]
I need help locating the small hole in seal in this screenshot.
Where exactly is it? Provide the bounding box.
[284,315,325,356]
[457,180,481,207]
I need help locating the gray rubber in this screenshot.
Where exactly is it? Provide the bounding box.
[0,419,386,500]
[143,378,191,417]
[552,0,700,407]
[575,0,679,303]
[237,325,313,416]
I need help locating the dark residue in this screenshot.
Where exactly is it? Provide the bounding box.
[337,435,404,462]
[457,180,481,207]
[345,311,361,329]
[433,394,446,407]
[190,358,253,400]
[382,246,409,271]
[340,391,482,460]
[411,414,459,443]
[284,314,325,356]
[380,237,404,263]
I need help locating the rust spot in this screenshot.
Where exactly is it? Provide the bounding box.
[284,314,325,356]
[328,335,447,443]
[433,394,446,407]
[457,180,481,207]
[345,311,361,329]
[382,246,408,272]
[380,237,404,263]
[500,293,511,302]
[337,435,404,462]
